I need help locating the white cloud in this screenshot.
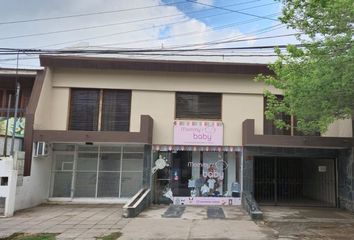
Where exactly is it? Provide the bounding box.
[0,0,295,68]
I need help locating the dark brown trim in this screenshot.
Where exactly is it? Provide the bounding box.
[24,70,46,176]
[243,119,353,149]
[40,55,272,75]
[33,115,153,144]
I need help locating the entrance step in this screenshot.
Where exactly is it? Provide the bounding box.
[162,205,185,218]
[207,207,225,219]
[123,188,151,218]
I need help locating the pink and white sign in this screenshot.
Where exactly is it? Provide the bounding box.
[173,197,241,206]
[173,121,223,146]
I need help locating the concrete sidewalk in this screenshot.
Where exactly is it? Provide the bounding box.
[0,204,275,240]
[261,206,354,240]
[119,205,275,240]
[120,218,273,240]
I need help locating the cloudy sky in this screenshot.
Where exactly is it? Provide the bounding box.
[0,0,299,68]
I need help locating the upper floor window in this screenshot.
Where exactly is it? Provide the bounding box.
[176,92,222,120]
[263,95,291,135]
[0,88,32,117]
[264,96,320,136]
[69,89,131,131]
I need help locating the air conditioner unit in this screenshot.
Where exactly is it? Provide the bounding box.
[35,142,48,157]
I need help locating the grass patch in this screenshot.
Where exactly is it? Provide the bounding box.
[95,232,122,240]
[0,233,58,240]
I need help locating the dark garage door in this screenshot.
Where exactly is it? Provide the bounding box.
[254,157,336,207]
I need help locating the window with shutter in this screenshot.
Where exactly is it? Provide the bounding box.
[69,89,100,131]
[176,92,222,120]
[101,90,131,131]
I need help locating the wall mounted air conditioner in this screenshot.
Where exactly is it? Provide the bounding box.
[35,142,48,157]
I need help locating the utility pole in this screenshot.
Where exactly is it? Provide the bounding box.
[3,94,12,156]
[10,82,20,156]
[10,52,20,156]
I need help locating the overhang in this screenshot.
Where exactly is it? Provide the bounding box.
[243,119,353,149]
[39,55,272,75]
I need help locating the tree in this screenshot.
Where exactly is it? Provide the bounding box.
[257,0,354,134]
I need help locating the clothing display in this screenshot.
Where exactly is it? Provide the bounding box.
[207,178,216,189]
[201,184,209,196]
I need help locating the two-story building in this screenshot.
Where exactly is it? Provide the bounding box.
[20,55,354,213]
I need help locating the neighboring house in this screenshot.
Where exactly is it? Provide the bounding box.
[0,68,37,216]
[18,55,354,213]
[0,68,37,155]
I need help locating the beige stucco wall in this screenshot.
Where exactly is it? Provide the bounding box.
[34,67,352,141]
[130,90,175,145]
[51,68,280,94]
[34,69,70,130]
[222,94,264,145]
[323,119,352,137]
[34,68,52,130]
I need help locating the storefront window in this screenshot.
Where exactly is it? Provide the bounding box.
[51,144,146,198]
[153,150,241,205]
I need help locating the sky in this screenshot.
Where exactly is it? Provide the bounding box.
[0,0,299,69]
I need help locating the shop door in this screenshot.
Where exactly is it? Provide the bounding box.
[171,151,192,196]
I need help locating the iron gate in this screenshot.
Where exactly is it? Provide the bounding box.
[254,157,336,207]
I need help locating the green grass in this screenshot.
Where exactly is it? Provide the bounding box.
[0,233,58,240]
[95,232,122,240]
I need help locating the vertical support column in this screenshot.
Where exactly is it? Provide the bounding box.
[274,157,278,205]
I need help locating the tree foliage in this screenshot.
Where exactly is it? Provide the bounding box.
[257,0,354,134]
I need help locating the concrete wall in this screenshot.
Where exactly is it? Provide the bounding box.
[0,156,17,217]
[14,152,52,211]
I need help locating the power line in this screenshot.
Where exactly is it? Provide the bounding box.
[0,0,264,25]
[37,3,279,49]
[90,13,280,48]
[186,0,279,21]
[0,0,188,25]
[0,1,271,41]
[0,43,301,54]
[153,24,290,50]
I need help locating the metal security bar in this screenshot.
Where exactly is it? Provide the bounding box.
[254,157,336,207]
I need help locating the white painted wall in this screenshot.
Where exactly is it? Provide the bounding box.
[14,152,52,211]
[0,137,22,155]
[0,156,17,217]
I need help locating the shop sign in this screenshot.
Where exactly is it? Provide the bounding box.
[0,117,25,138]
[173,121,223,146]
[173,197,241,206]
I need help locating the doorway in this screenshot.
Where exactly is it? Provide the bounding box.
[254,157,336,207]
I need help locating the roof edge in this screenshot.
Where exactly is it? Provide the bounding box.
[39,55,272,75]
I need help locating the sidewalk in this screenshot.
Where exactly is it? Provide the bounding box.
[0,204,275,240]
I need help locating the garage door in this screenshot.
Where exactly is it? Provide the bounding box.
[254,157,336,207]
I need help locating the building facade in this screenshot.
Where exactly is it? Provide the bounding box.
[19,55,354,212]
